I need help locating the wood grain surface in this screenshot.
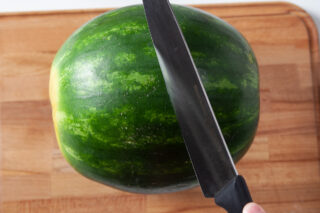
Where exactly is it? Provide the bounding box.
[1,2,320,213]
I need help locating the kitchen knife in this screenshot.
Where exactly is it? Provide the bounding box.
[142,0,253,212]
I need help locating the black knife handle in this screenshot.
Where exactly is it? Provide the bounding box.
[215,175,252,213]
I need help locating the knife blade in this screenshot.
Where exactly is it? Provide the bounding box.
[142,0,252,212]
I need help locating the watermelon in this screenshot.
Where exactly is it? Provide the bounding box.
[50,4,259,194]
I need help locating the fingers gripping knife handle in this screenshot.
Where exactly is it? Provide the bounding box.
[215,175,252,213]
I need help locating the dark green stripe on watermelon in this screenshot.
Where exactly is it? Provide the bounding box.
[50,4,259,193]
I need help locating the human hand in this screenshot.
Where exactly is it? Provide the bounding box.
[243,203,266,213]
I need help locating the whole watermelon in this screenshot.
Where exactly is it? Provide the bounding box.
[50,4,259,194]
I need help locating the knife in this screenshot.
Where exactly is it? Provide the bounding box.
[142,0,252,212]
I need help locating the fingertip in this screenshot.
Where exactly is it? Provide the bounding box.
[243,202,265,213]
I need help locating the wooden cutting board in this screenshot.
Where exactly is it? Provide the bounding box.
[1,2,320,212]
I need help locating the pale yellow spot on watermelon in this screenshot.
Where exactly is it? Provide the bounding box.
[49,66,63,149]
[55,111,67,124]
[49,67,58,112]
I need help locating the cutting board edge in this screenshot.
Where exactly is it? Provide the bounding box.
[290,8,320,155]
[0,1,309,17]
